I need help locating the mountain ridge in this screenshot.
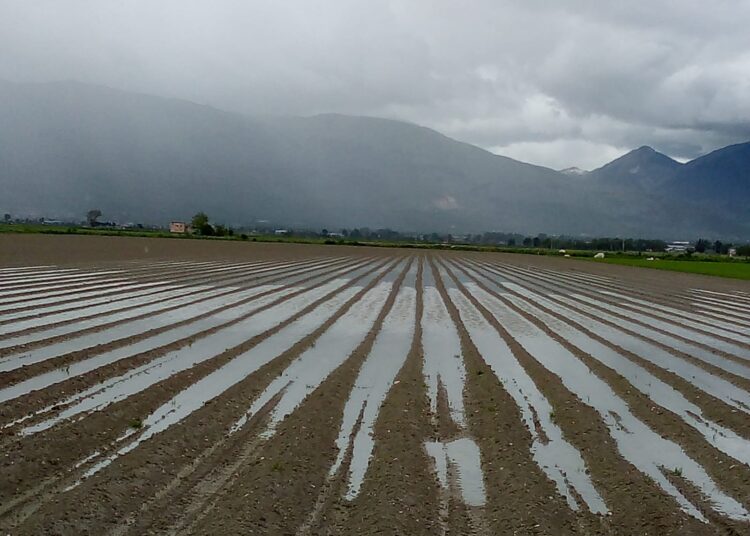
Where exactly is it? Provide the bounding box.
[0,80,747,239]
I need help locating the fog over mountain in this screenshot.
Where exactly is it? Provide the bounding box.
[2,1,750,171]
[1,81,747,239]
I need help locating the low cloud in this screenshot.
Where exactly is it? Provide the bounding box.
[1,1,748,169]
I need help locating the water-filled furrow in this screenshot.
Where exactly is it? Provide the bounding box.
[19,263,385,436]
[228,261,406,438]
[0,268,79,281]
[0,265,60,273]
[528,266,750,340]
[328,262,417,501]
[688,302,750,326]
[0,263,300,312]
[422,263,468,427]
[436,264,607,515]
[0,277,133,302]
[0,256,344,340]
[595,291,750,341]
[0,284,205,336]
[507,282,750,414]
[0,258,349,346]
[569,293,750,360]
[0,257,315,312]
[0,270,126,291]
[471,261,750,379]
[0,257,332,323]
[689,296,750,319]
[0,259,371,377]
[422,261,487,508]
[692,289,750,298]
[459,262,750,465]
[0,262,280,334]
[65,263,390,486]
[692,298,750,323]
[691,293,750,316]
[453,271,748,522]
[530,265,750,329]
[0,261,375,404]
[493,263,750,355]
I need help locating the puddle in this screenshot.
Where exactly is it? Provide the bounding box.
[425,438,486,507]
[458,274,748,522]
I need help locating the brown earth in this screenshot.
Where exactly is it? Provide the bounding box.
[0,234,748,535]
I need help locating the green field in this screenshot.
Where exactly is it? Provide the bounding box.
[594,257,750,280]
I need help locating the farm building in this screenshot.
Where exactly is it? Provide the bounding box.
[169,221,188,234]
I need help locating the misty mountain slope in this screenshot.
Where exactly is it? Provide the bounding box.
[260,113,609,232]
[672,142,750,203]
[0,80,747,238]
[587,143,749,238]
[589,146,682,187]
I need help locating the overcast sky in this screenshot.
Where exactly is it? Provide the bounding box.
[1,0,749,169]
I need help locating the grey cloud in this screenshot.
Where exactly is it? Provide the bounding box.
[0,0,748,169]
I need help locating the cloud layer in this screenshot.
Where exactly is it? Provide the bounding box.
[1,0,749,169]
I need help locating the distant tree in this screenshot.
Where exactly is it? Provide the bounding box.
[321,229,329,236]
[736,245,750,256]
[191,212,215,235]
[341,229,349,237]
[714,240,723,254]
[694,239,708,253]
[507,238,516,246]
[522,237,532,247]
[214,224,227,236]
[3,213,10,223]
[191,212,209,229]
[532,236,541,248]
[86,209,102,226]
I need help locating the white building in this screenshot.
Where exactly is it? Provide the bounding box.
[665,241,692,253]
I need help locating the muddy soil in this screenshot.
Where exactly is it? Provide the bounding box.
[0,234,748,534]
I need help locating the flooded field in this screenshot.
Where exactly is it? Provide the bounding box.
[0,235,749,535]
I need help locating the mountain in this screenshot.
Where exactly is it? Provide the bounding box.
[675,142,750,204]
[588,146,682,187]
[0,80,747,239]
[586,145,749,238]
